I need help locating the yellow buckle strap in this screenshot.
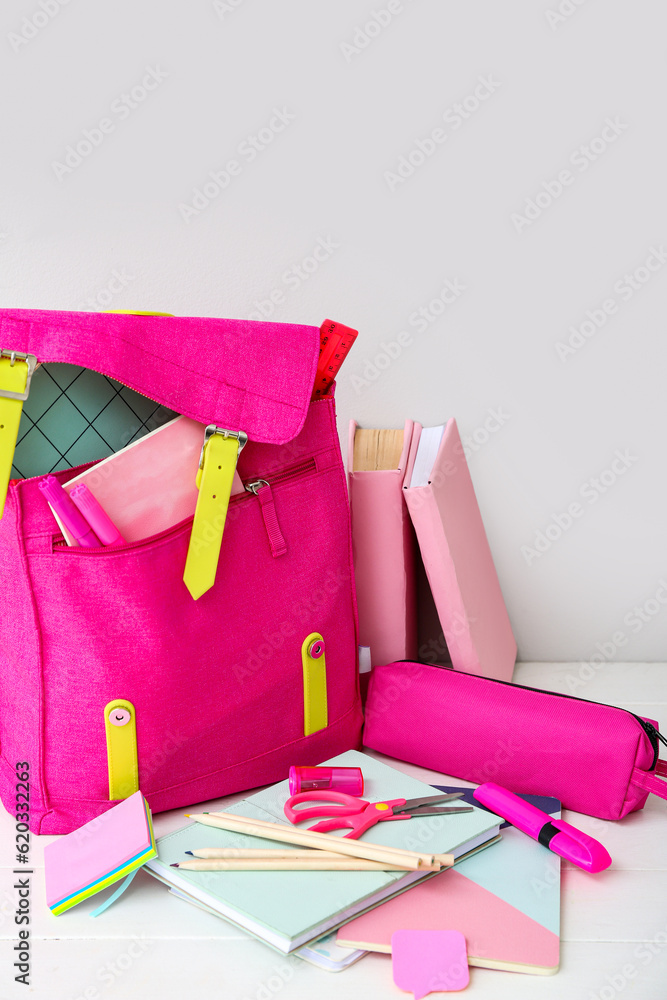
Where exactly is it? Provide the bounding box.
[302,633,328,736]
[183,426,247,600]
[0,352,37,518]
[104,699,139,800]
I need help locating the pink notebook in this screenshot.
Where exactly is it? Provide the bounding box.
[348,420,417,668]
[403,419,516,681]
[337,788,561,975]
[57,416,243,545]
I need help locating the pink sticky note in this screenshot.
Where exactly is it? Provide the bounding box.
[392,930,469,997]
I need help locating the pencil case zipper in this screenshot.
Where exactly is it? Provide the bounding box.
[51,458,316,556]
[402,660,667,771]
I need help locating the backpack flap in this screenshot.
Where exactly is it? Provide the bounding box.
[0,308,322,598]
[0,309,320,443]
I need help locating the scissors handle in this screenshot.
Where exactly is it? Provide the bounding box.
[309,799,410,839]
[284,789,368,825]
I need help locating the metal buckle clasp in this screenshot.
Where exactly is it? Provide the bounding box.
[0,351,38,401]
[197,425,248,473]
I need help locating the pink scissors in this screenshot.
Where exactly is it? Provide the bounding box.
[284,789,473,840]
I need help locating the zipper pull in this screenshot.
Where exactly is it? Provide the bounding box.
[245,480,287,558]
[646,722,667,748]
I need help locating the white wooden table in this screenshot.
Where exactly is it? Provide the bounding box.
[2,663,666,999]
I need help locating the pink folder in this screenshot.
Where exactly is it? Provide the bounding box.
[348,420,417,668]
[402,419,516,680]
[57,416,243,545]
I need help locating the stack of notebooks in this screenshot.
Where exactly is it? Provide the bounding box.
[349,417,517,679]
[144,751,502,954]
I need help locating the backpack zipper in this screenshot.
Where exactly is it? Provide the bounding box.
[397,659,667,771]
[243,459,316,558]
[51,458,316,553]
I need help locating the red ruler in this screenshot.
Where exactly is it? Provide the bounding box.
[312,319,358,399]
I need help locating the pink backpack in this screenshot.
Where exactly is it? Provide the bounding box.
[0,310,362,834]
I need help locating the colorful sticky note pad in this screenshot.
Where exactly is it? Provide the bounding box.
[392,929,469,997]
[44,791,156,915]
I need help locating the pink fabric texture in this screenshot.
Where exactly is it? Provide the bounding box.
[0,310,362,834]
[0,309,320,443]
[364,661,664,821]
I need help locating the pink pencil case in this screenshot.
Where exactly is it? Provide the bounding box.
[363,661,667,820]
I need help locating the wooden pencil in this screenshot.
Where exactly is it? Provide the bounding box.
[189,848,363,860]
[185,812,453,869]
[172,857,420,872]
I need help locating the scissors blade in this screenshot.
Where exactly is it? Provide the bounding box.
[396,792,466,813]
[404,806,474,816]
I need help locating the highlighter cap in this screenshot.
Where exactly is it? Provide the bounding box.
[69,483,124,546]
[288,766,363,797]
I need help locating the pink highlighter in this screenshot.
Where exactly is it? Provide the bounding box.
[39,476,100,547]
[473,782,612,873]
[288,766,364,797]
[69,484,125,546]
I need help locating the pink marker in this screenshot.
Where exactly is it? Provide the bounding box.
[69,484,125,546]
[474,782,612,873]
[39,476,101,548]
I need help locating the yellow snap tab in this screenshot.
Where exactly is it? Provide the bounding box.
[376,802,390,811]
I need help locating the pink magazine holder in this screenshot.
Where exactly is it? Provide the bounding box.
[0,309,362,834]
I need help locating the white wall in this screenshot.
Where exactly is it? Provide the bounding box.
[2,0,666,662]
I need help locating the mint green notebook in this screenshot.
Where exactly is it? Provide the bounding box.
[145,751,500,953]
